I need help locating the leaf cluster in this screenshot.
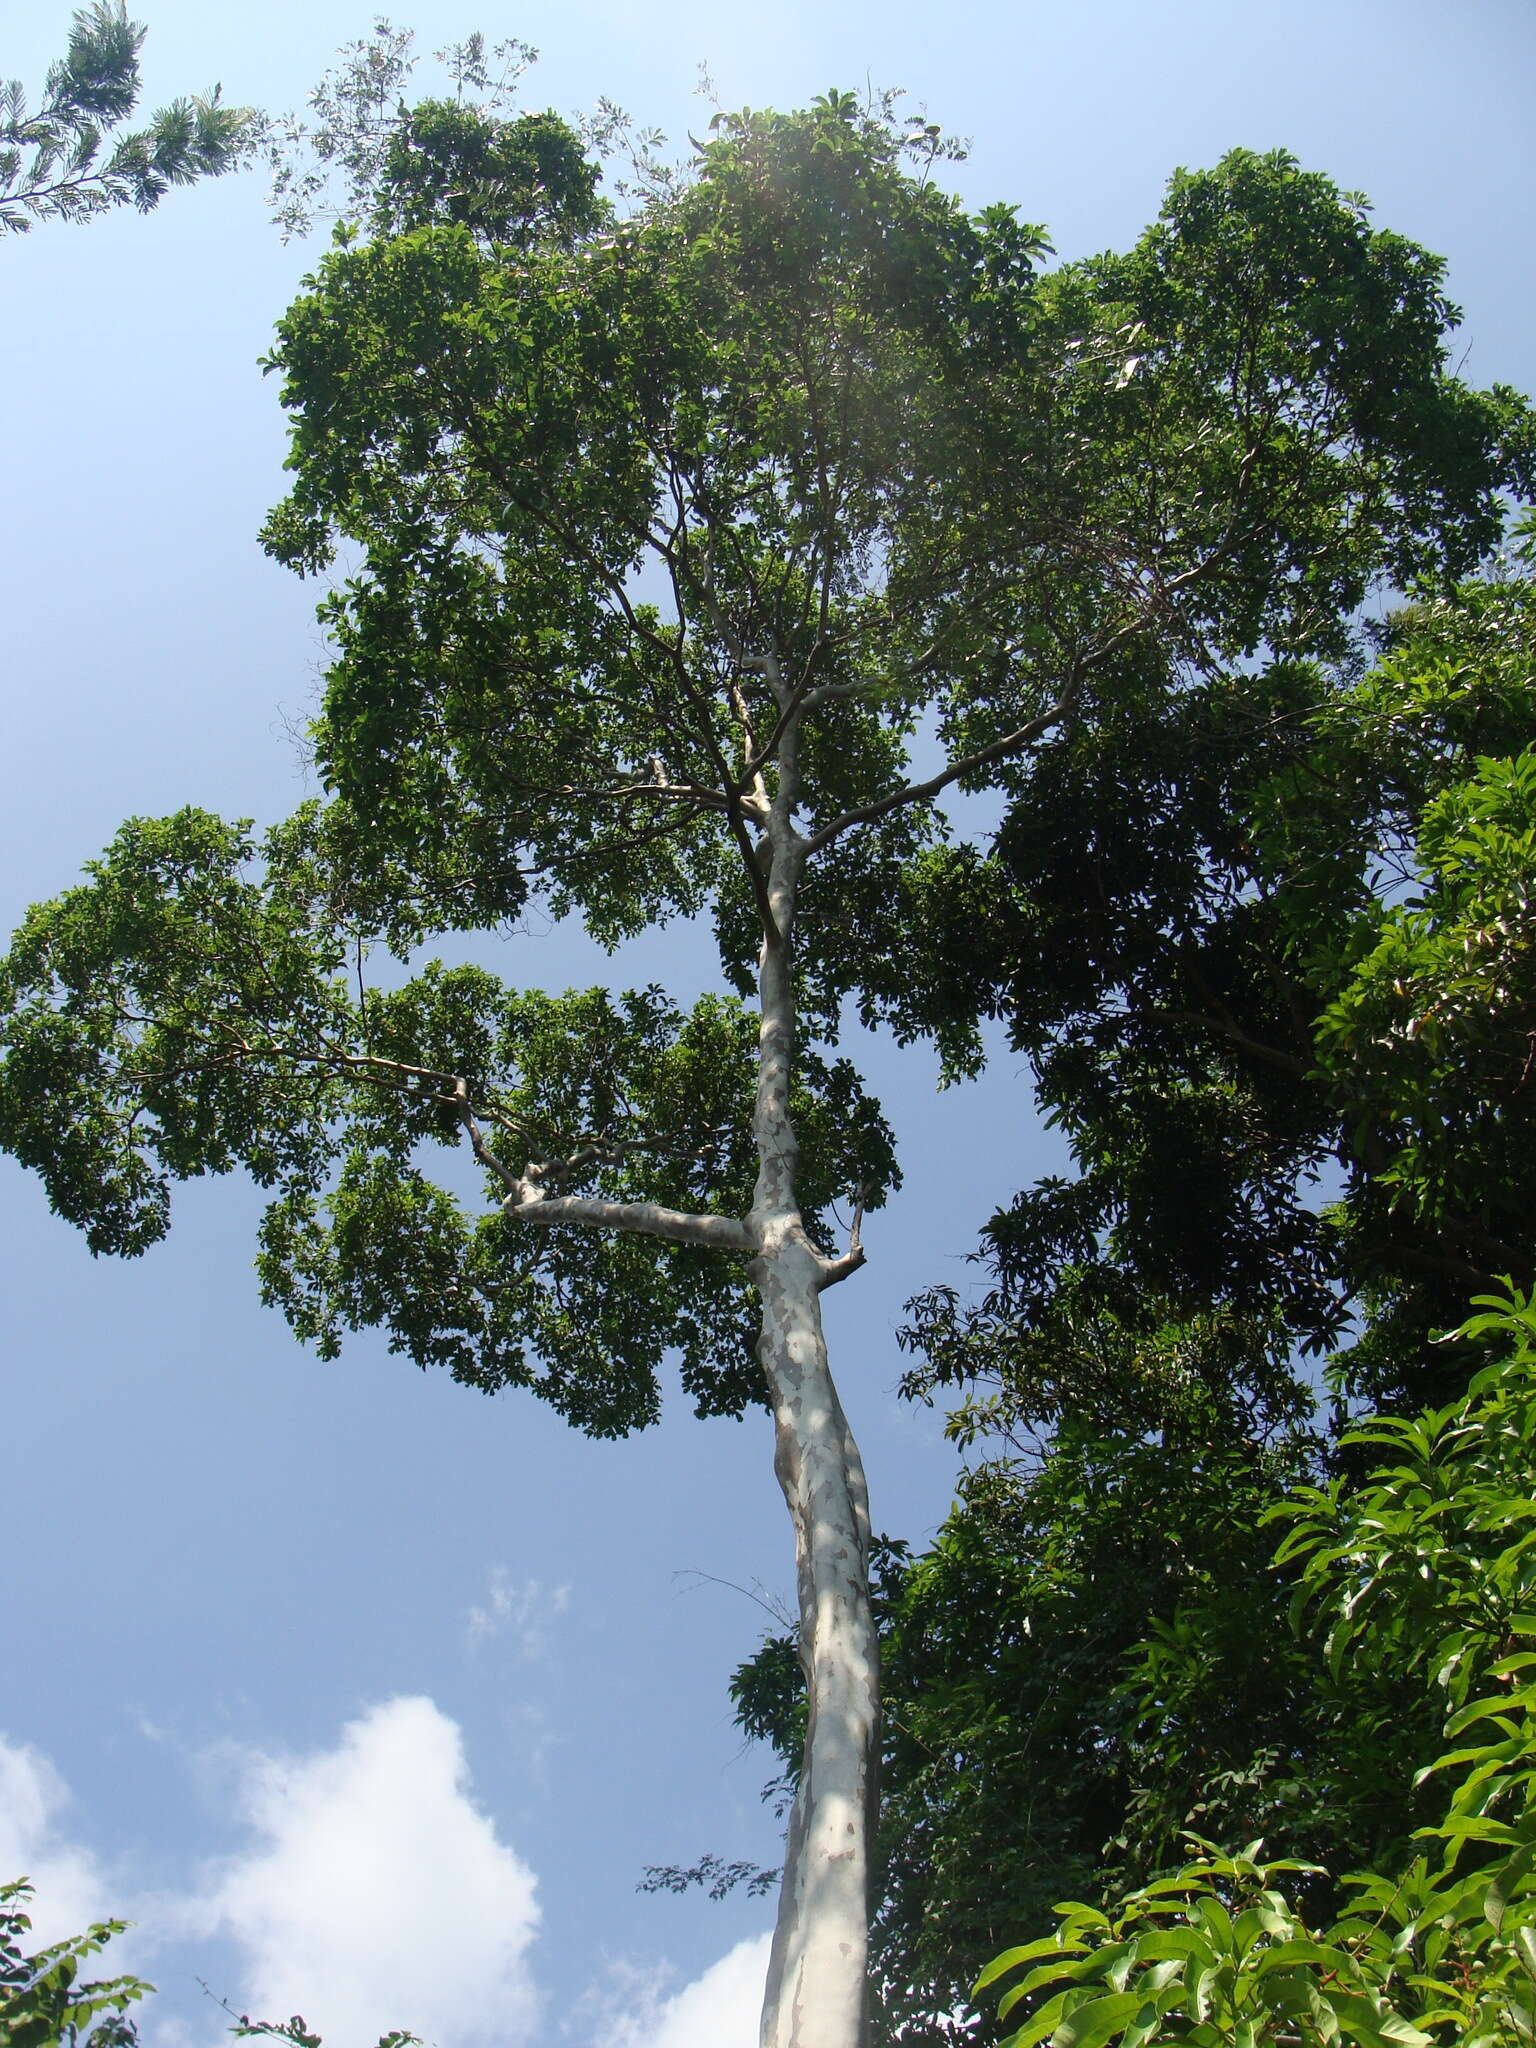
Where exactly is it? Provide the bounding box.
[260,19,540,242]
[895,555,1536,1428]
[0,1879,149,2047]
[978,1843,1439,2048]
[978,1292,1536,2047]
[0,807,896,1436]
[1,3,256,234]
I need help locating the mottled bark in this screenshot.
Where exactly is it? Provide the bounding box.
[499,678,881,2048]
[753,1219,878,2048]
[751,707,879,2048]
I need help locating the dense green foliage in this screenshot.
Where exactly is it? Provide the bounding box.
[2,3,255,234]
[0,805,895,1433]
[896,547,1536,1425]
[977,1289,1536,2047]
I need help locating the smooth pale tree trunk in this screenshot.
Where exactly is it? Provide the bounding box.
[754,1237,878,2048]
[504,705,881,2048]
[751,819,879,2048]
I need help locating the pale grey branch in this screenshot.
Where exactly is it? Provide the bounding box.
[503,1184,752,1252]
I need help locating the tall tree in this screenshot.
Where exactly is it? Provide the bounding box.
[1,93,1527,2045]
[2,3,255,235]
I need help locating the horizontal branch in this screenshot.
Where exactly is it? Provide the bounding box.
[503,1182,753,1253]
[127,1040,725,1211]
[1150,1009,1309,1079]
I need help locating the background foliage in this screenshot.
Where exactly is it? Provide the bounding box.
[977,1289,1536,2047]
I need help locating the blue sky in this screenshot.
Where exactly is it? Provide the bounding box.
[2,2,1533,2042]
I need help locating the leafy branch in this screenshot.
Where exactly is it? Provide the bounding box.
[1,3,257,235]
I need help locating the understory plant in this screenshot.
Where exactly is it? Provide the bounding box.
[977,1290,1536,2046]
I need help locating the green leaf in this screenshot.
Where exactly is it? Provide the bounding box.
[976,1937,1088,1992]
[1051,1991,1156,2048]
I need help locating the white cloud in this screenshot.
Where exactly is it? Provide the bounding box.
[2,1709,763,2048]
[196,1697,541,2048]
[466,1568,571,1656]
[594,1933,772,2048]
[0,1733,116,1949]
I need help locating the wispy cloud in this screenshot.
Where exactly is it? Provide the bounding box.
[466,1568,571,1657]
